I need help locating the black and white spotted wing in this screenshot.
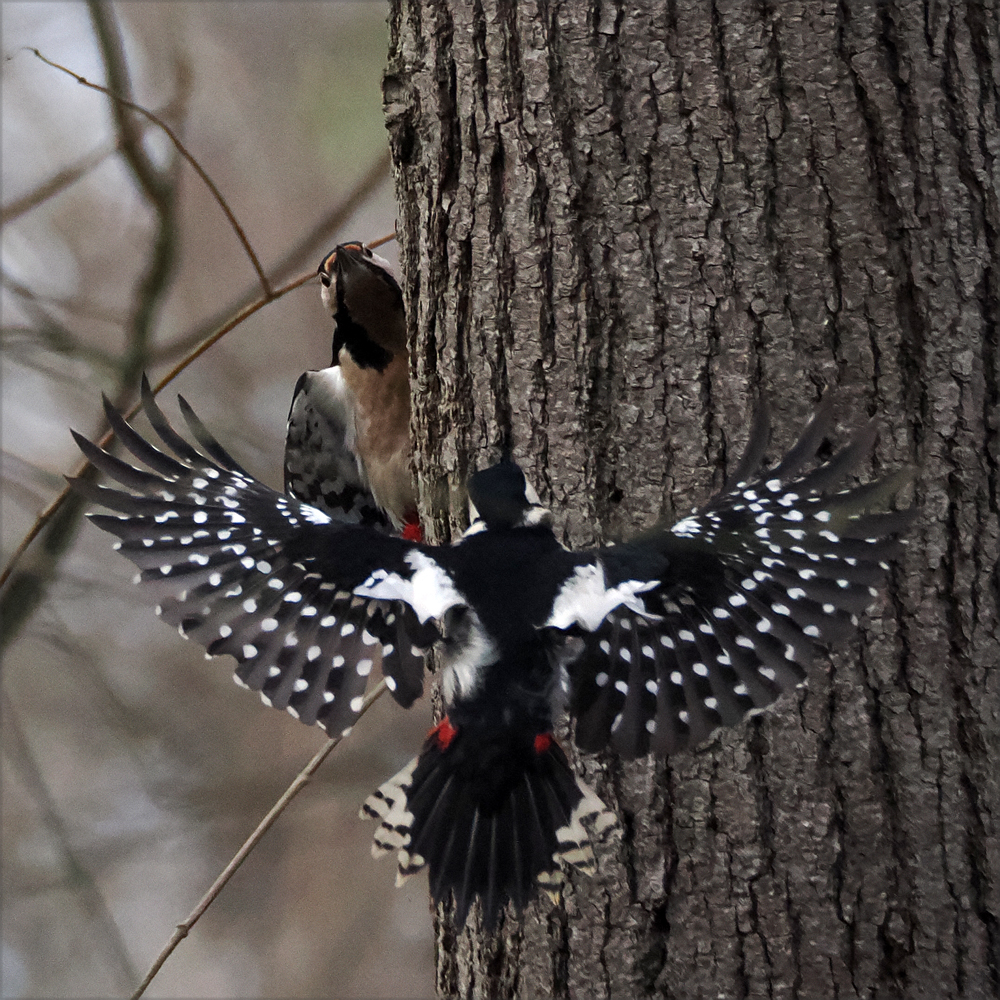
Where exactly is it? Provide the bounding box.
[70,378,439,735]
[547,398,915,760]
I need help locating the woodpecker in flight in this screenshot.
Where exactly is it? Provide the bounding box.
[72,382,914,931]
[284,242,419,538]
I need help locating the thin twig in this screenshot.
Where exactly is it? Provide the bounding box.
[1,269,122,372]
[29,45,271,298]
[129,680,390,1000]
[367,231,397,250]
[0,10,184,655]
[0,269,314,595]
[151,152,395,363]
[1,143,117,224]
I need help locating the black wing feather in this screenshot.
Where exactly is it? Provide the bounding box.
[552,396,913,759]
[71,389,444,731]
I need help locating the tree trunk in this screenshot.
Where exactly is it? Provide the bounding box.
[383,1,999,997]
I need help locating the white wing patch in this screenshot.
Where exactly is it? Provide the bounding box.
[299,503,332,525]
[355,550,464,623]
[546,561,658,631]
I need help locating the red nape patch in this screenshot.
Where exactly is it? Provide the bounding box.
[401,517,423,543]
[533,732,553,755]
[429,717,458,750]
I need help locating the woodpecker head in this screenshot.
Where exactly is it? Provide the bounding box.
[318,243,406,371]
[467,460,553,531]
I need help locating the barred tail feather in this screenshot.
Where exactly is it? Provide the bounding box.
[360,721,617,930]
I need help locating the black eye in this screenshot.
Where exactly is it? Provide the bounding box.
[319,274,331,287]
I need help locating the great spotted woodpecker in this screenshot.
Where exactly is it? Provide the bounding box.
[284,242,419,537]
[71,383,914,931]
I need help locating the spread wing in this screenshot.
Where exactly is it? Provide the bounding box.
[546,398,916,759]
[70,379,454,736]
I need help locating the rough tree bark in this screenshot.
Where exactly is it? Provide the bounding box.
[382,1,998,997]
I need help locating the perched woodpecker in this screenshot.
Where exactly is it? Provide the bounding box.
[284,242,419,537]
[72,382,914,931]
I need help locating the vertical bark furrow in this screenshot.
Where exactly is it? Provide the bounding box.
[386,0,998,995]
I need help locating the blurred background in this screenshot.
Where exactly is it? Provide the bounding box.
[2,3,436,997]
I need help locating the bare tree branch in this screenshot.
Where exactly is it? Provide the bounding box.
[129,680,390,1000]
[0,143,117,224]
[151,150,394,363]
[0,268,313,600]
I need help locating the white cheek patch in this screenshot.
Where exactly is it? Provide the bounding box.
[355,550,464,623]
[546,561,657,631]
